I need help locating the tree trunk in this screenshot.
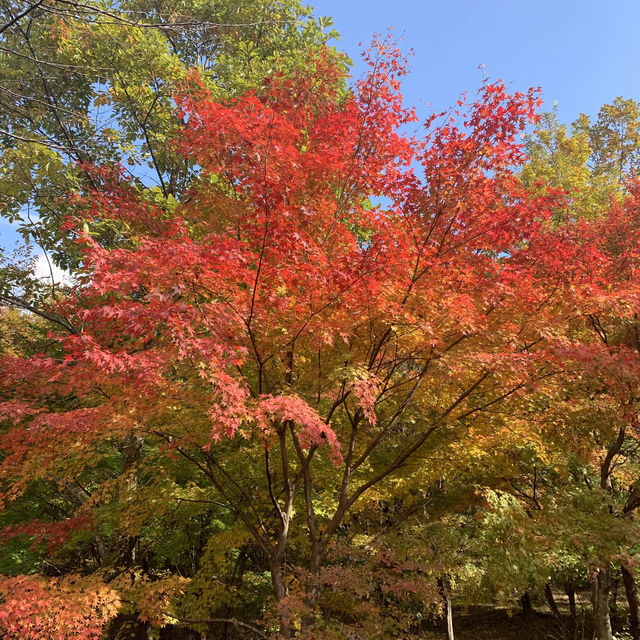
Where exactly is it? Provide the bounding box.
[545,583,568,637]
[610,576,620,623]
[271,559,292,639]
[444,589,455,640]
[545,583,562,619]
[445,592,454,640]
[300,543,323,632]
[521,591,534,618]
[438,577,455,640]
[566,584,577,638]
[594,567,613,640]
[120,431,142,567]
[622,564,640,640]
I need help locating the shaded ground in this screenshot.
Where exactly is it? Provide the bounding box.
[451,606,588,640]
[424,589,633,640]
[108,590,633,639]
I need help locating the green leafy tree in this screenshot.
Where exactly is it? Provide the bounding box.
[0,0,340,275]
[522,98,640,222]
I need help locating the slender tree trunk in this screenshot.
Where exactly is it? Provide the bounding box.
[445,592,455,640]
[300,542,323,632]
[271,558,292,639]
[438,577,455,640]
[594,427,624,640]
[594,567,613,640]
[521,591,534,618]
[610,576,620,623]
[545,583,562,619]
[622,564,640,640]
[121,431,142,566]
[566,584,577,638]
[545,583,568,637]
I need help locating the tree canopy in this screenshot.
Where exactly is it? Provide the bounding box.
[3,5,640,640]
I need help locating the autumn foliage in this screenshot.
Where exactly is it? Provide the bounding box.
[2,38,640,639]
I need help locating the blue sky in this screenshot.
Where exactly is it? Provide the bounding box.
[311,0,640,124]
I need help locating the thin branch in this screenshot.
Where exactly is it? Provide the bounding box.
[0,292,79,333]
[0,0,45,36]
[46,0,297,31]
[0,128,73,151]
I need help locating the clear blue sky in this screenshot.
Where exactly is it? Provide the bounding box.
[311,0,640,124]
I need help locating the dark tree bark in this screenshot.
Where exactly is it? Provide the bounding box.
[545,583,562,619]
[592,426,624,640]
[521,591,534,618]
[622,564,640,640]
[545,584,568,637]
[270,558,292,639]
[610,575,620,623]
[120,431,142,567]
[566,584,577,638]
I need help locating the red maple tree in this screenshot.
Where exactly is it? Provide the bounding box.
[2,40,640,638]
